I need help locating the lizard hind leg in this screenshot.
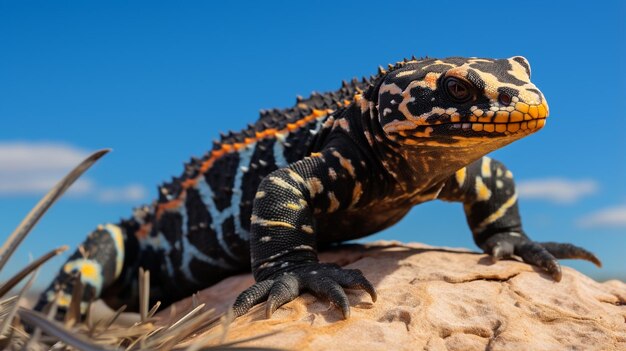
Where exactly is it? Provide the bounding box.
[34,223,129,320]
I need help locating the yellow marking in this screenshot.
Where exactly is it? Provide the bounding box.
[378,82,403,95]
[515,102,529,113]
[481,158,492,178]
[524,113,532,121]
[351,181,363,207]
[505,170,514,178]
[507,123,520,133]
[255,191,266,199]
[57,293,71,307]
[537,119,546,128]
[473,109,484,117]
[455,167,467,187]
[269,177,302,196]
[472,123,483,132]
[508,57,531,79]
[80,264,97,280]
[475,192,518,232]
[104,223,125,279]
[484,124,495,132]
[475,176,492,201]
[327,192,340,212]
[286,169,306,185]
[537,103,547,117]
[307,177,324,197]
[310,152,323,158]
[528,120,537,129]
[285,203,302,211]
[301,225,314,234]
[250,215,295,229]
[496,168,503,177]
[63,259,104,294]
[496,180,504,189]
[494,111,509,123]
[331,150,356,178]
[382,119,419,133]
[478,116,491,123]
[520,122,528,130]
[395,69,417,78]
[495,124,507,133]
[528,105,538,118]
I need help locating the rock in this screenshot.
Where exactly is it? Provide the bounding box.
[156,241,626,350]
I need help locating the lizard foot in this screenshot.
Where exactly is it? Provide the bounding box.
[232,263,376,319]
[482,232,602,282]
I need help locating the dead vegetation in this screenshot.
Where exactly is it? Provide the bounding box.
[0,150,280,350]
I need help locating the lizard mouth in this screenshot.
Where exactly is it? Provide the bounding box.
[444,117,546,134]
[390,100,549,144]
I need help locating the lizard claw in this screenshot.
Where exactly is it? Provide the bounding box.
[538,242,602,268]
[265,274,300,318]
[232,263,376,319]
[232,280,274,317]
[517,241,563,281]
[482,232,601,282]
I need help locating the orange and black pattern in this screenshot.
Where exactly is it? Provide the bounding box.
[37,57,600,320]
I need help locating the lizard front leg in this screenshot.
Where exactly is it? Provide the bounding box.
[233,146,376,319]
[439,157,601,281]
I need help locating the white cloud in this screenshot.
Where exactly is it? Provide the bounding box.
[0,142,148,203]
[97,184,148,203]
[577,205,626,229]
[0,142,91,195]
[516,178,598,204]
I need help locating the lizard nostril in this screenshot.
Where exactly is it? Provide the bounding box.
[498,93,512,106]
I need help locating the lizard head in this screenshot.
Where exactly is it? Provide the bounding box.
[375,57,548,148]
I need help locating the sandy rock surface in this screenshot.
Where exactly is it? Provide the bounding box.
[157,241,626,351]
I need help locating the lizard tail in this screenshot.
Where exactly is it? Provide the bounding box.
[34,219,141,319]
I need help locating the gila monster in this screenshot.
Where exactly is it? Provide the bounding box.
[36,56,601,319]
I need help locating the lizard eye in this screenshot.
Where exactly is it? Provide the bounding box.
[443,77,473,103]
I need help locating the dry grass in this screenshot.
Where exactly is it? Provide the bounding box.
[0,150,281,351]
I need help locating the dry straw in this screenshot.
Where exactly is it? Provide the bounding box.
[0,150,281,350]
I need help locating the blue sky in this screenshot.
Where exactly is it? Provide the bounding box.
[1,1,624,288]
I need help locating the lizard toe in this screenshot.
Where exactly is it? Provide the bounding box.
[305,276,351,319]
[491,241,515,262]
[516,242,562,281]
[266,274,301,318]
[328,268,377,303]
[232,280,274,317]
[539,242,602,267]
